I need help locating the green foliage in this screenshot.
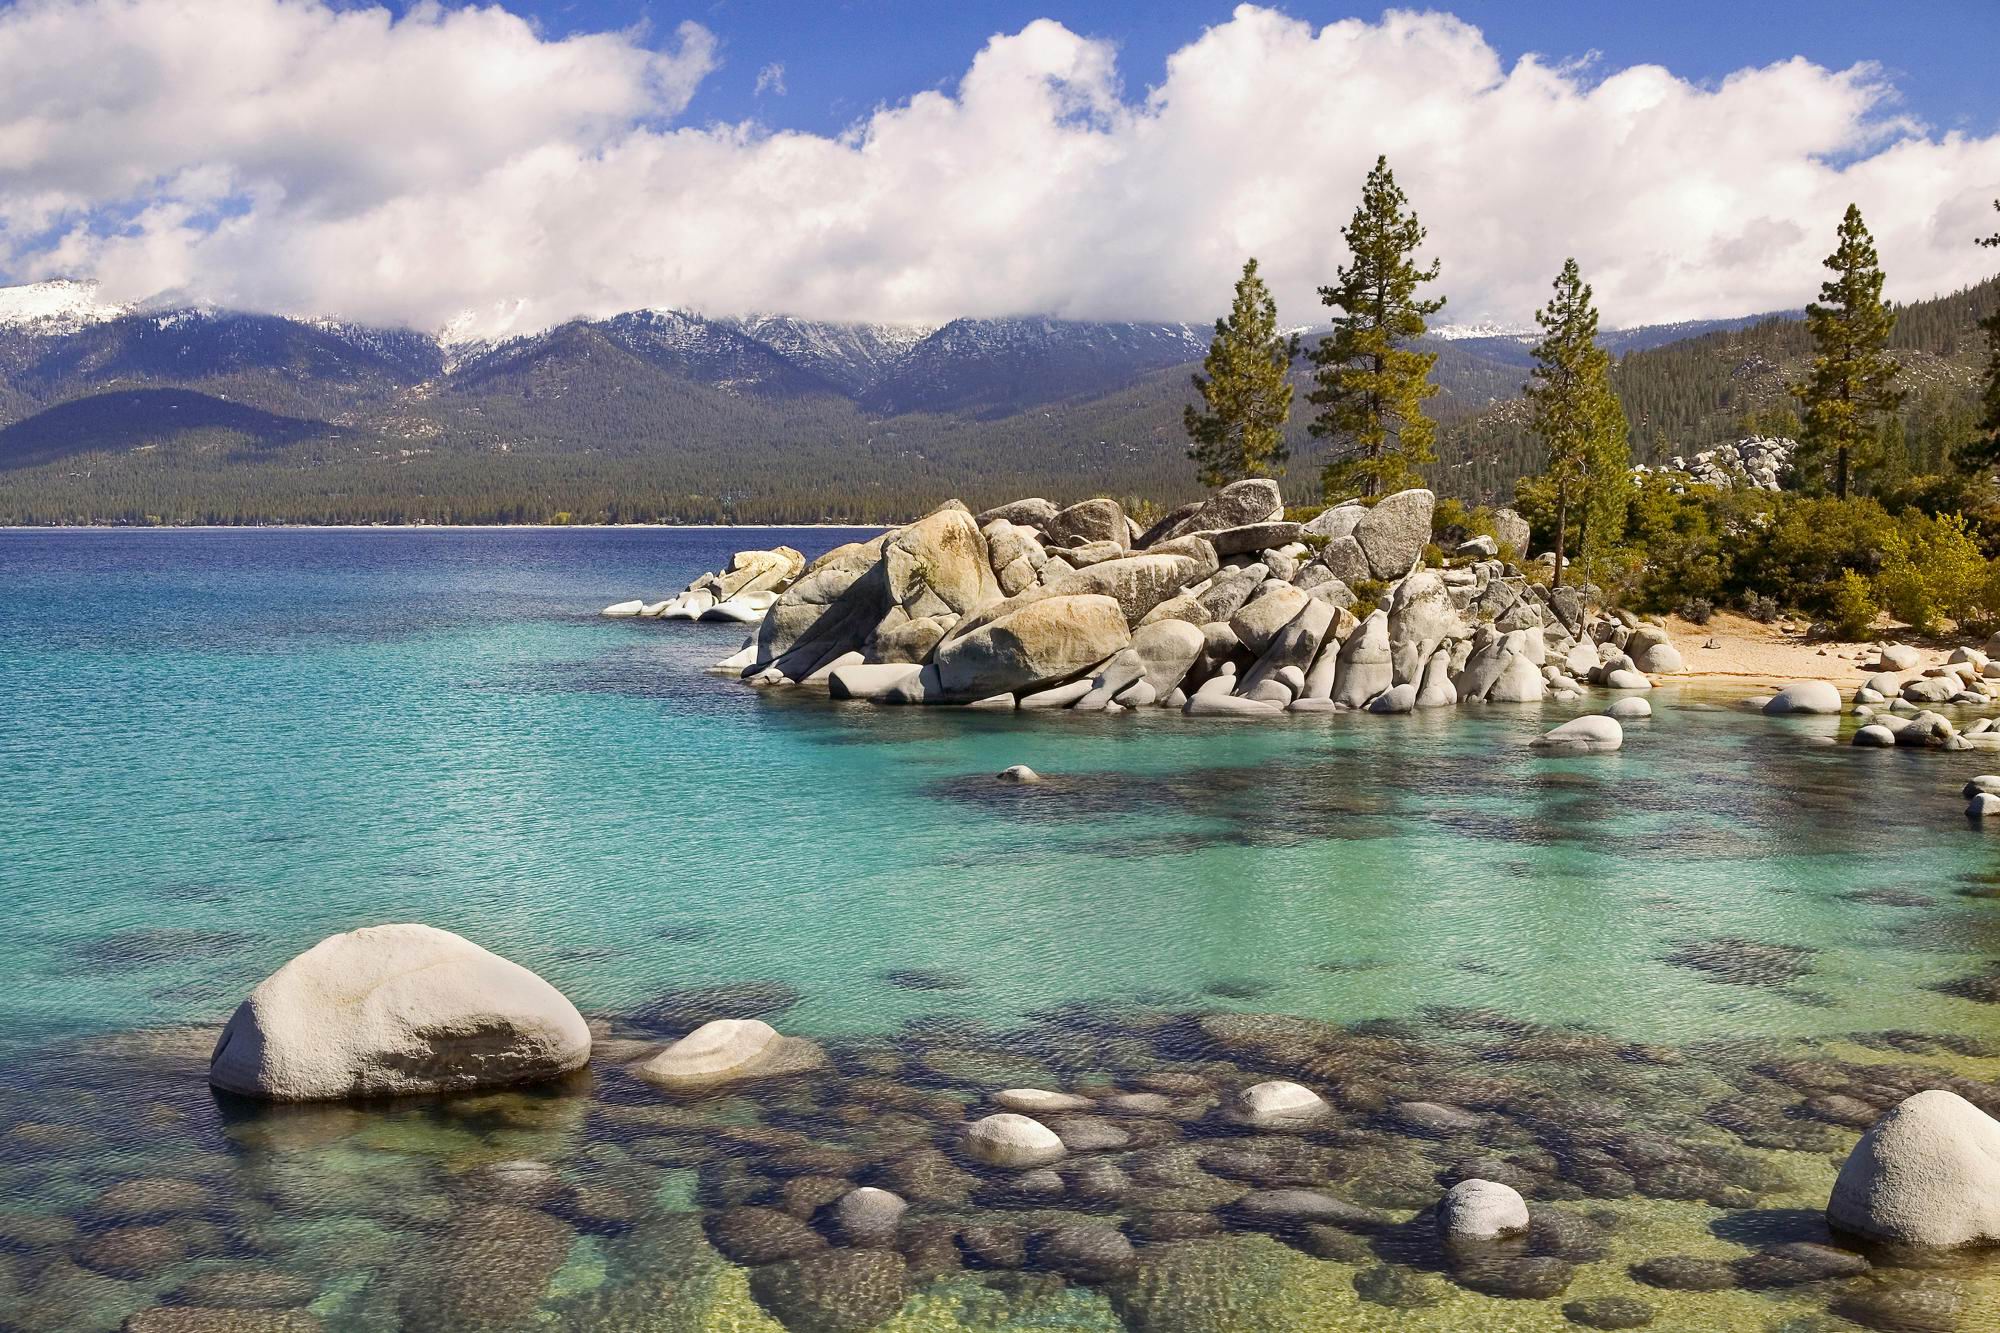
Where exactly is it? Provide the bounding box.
[1348,577,1389,617]
[1185,257,1300,487]
[1740,403,1803,439]
[1309,155,1444,501]
[1877,510,1991,633]
[1792,204,1905,499]
[1523,258,1629,587]
[1829,570,1880,640]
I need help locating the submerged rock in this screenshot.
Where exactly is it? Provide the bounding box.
[631,1017,826,1089]
[209,924,589,1101]
[963,1113,1066,1169]
[1532,716,1623,754]
[1437,1178,1530,1240]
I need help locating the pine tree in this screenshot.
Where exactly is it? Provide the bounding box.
[1523,259,1629,589]
[1184,258,1301,487]
[1309,155,1444,500]
[1967,200,2000,474]
[1791,204,1904,499]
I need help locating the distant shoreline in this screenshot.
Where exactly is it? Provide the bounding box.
[0,522,889,533]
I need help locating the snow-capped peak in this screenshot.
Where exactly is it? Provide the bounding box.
[0,279,129,334]
[1429,320,1536,342]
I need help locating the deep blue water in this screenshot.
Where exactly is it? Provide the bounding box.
[6,527,2000,1053]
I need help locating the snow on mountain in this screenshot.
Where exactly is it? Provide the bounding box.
[0,279,129,335]
[1429,320,1537,342]
[720,314,937,396]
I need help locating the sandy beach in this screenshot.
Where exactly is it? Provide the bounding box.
[1664,611,1953,688]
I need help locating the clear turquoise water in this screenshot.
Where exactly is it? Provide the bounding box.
[7,528,2000,1332]
[4,528,1999,1051]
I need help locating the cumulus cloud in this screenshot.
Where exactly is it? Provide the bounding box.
[3,0,1997,338]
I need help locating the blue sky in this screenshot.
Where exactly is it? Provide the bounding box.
[491,2,2000,137]
[13,0,2000,334]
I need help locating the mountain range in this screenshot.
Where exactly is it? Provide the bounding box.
[0,278,1986,525]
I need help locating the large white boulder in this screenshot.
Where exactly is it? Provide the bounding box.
[1532,715,1623,754]
[1353,489,1435,580]
[209,925,590,1101]
[932,594,1132,698]
[963,1113,1066,1169]
[1437,1179,1530,1240]
[1828,1090,2000,1247]
[600,600,644,618]
[1764,681,1843,715]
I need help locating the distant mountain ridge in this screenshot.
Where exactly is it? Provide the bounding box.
[0,276,1953,527]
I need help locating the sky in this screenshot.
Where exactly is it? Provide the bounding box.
[2,0,1998,339]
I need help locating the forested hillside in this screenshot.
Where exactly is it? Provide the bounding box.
[0,280,1986,525]
[1437,278,1999,503]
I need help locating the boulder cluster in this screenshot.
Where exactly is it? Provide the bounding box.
[602,546,807,622]
[665,481,1682,715]
[1846,643,2000,751]
[1633,436,1795,492]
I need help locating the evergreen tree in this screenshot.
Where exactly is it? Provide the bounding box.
[1309,155,1445,500]
[1184,257,1301,486]
[1967,200,2000,474]
[1523,259,1629,588]
[1791,204,1904,499]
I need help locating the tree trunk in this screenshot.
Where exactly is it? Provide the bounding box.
[1553,479,1569,592]
[1836,444,1849,501]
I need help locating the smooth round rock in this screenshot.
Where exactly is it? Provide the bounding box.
[209,924,590,1101]
[1232,1079,1329,1128]
[1533,715,1623,753]
[831,1187,906,1247]
[993,1088,1092,1114]
[1829,1089,2000,1247]
[1853,725,1898,747]
[632,1018,777,1087]
[1969,793,2000,819]
[963,1113,1066,1169]
[1438,1178,1530,1240]
[1606,696,1651,720]
[996,765,1042,784]
[1764,680,1843,715]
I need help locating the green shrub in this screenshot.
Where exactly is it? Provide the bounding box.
[1828,571,1880,640]
[1878,510,1991,633]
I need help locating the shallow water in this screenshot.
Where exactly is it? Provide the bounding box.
[4,527,2000,1331]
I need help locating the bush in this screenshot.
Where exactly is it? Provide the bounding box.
[1828,571,1880,641]
[1742,592,1781,623]
[1676,597,1714,625]
[1738,495,1893,616]
[1878,510,1992,634]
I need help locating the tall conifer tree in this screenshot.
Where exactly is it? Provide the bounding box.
[1969,200,2000,473]
[1525,259,1628,589]
[1184,258,1300,486]
[1791,204,1904,499]
[1309,156,1444,500]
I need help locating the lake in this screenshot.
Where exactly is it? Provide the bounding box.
[3,526,1999,1331]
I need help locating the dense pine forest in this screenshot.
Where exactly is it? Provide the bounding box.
[1435,277,1999,503]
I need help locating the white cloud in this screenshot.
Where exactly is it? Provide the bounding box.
[756,62,787,97]
[3,1,1997,338]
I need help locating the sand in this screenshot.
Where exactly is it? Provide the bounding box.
[1662,612,1953,689]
